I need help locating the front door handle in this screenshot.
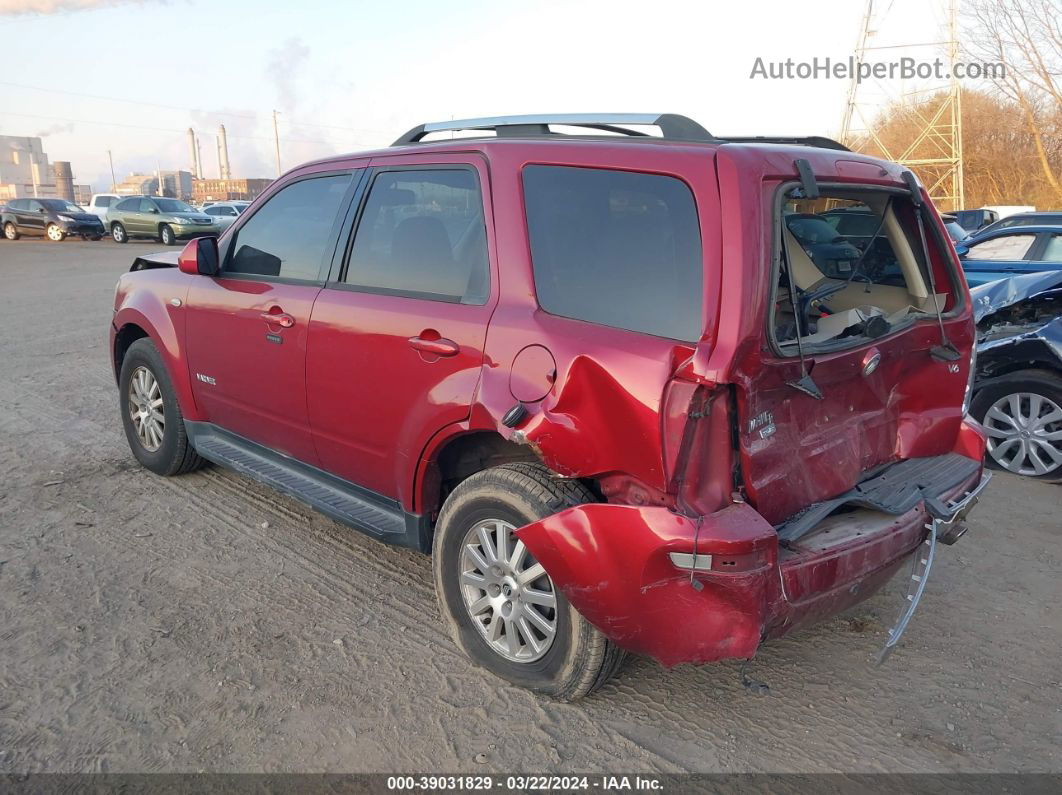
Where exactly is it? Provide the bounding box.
[260,309,295,328]
[408,334,460,357]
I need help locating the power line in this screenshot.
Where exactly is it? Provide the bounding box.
[0,80,391,136]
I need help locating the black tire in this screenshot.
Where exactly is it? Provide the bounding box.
[159,224,176,246]
[970,369,1062,482]
[118,338,206,476]
[3,221,19,240]
[112,222,128,243]
[432,462,625,701]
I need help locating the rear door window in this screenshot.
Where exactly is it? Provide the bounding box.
[1040,234,1062,263]
[522,165,703,341]
[342,169,489,304]
[226,173,351,281]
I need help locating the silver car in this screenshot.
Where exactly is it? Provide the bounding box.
[202,201,250,229]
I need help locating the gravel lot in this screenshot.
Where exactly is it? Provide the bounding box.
[0,239,1058,774]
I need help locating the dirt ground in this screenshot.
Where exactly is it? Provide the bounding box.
[0,238,1058,774]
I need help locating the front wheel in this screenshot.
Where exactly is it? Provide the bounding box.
[971,369,1062,481]
[159,224,176,246]
[112,222,128,243]
[4,222,20,240]
[118,338,206,476]
[46,223,66,242]
[432,463,625,701]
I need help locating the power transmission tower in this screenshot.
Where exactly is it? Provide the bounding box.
[840,0,965,211]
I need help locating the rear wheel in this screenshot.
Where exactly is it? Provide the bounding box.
[4,222,19,240]
[159,224,176,246]
[46,223,65,242]
[432,463,625,700]
[119,338,205,476]
[971,370,1062,481]
[112,222,127,243]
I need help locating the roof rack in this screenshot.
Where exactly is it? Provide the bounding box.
[716,135,850,152]
[391,113,718,146]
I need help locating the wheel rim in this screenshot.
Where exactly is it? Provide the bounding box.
[162,227,172,244]
[47,224,62,241]
[5,224,16,239]
[113,225,124,241]
[127,366,165,452]
[459,519,558,663]
[983,391,1062,476]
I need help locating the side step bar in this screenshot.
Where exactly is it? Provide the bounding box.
[185,422,428,551]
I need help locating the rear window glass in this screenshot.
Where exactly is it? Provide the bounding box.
[522,165,702,341]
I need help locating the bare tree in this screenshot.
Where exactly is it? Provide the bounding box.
[963,0,1062,202]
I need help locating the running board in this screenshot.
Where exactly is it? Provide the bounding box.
[185,422,427,551]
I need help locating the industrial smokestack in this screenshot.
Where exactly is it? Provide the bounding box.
[218,124,231,180]
[53,161,74,202]
[187,128,199,178]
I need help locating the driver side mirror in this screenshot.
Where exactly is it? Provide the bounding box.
[148,207,159,214]
[178,236,219,276]
[38,207,47,213]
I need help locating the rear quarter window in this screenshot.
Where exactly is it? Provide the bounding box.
[522,165,703,342]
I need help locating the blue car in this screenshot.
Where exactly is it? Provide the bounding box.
[956,225,1062,286]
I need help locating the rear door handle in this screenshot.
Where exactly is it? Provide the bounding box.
[408,335,460,357]
[260,310,295,328]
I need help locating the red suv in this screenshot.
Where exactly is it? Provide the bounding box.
[111,114,989,700]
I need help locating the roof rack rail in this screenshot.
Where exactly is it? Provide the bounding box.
[717,135,851,152]
[391,113,717,146]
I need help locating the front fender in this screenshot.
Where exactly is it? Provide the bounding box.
[112,271,200,420]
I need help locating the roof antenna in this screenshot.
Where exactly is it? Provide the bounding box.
[780,175,823,400]
[902,171,960,362]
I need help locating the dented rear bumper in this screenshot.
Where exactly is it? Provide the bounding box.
[515,420,988,667]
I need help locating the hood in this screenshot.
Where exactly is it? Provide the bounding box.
[130,249,182,271]
[971,271,1062,322]
[58,211,101,222]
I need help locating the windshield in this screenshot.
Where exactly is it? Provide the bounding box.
[785,215,842,243]
[40,200,83,213]
[155,199,195,213]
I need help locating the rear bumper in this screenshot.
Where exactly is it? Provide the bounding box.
[516,420,988,666]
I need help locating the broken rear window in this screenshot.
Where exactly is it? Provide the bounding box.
[774,187,953,351]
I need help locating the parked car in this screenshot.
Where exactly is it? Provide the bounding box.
[107,196,220,245]
[201,200,250,229]
[86,193,123,225]
[970,271,1062,481]
[2,197,104,241]
[110,113,988,699]
[977,211,1062,237]
[784,212,862,277]
[953,208,1000,233]
[940,214,970,243]
[955,226,1062,286]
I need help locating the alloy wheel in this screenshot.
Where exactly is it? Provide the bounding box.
[4,223,17,240]
[459,519,558,663]
[128,366,165,452]
[113,225,125,243]
[983,391,1062,476]
[46,224,64,241]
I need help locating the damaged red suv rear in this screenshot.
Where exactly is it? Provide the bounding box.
[111,114,989,700]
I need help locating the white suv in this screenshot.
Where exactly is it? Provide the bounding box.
[87,194,122,224]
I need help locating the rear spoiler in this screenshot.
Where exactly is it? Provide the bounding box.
[130,250,181,271]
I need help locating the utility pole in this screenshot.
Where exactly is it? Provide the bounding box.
[273,110,282,177]
[108,149,117,192]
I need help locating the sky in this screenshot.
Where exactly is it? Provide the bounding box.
[0,0,977,193]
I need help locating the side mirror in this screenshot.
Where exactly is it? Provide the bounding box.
[38,207,47,213]
[148,207,159,214]
[954,243,969,258]
[178,236,219,276]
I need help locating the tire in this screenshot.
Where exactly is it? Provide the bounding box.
[4,222,19,240]
[118,338,206,476]
[112,222,128,244]
[970,369,1062,481]
[432,462,625,700]
[159,224,176,246]
[46,223,66,242]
